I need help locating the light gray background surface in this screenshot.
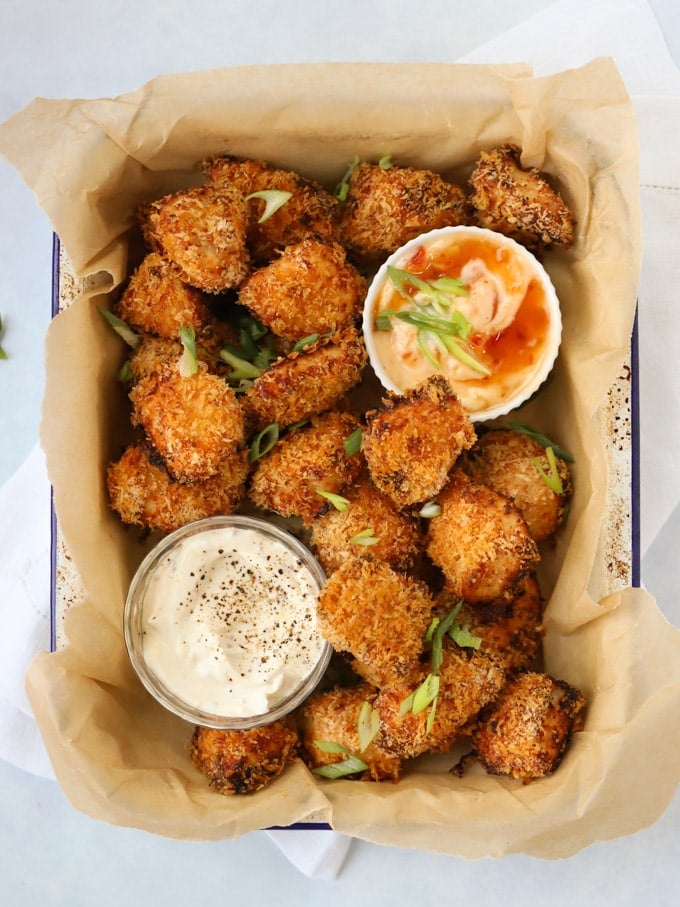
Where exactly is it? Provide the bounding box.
[1,2,679,904]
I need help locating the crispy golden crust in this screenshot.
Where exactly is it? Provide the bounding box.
[374,647,506,759]
[140,184,250,293]
[129,368,246,483]
[315,557,433,688]
[107,444,249,533]
[243,325,367,432]
[190,720,299,795]
[469,144,575,250]
[338,161,469,263]
[203,155,339,262]
[296,684,401,782]
[471,671,586,780]
[114,252,215,340]
[238,238,366,341]
[310,477,422,574]
[362,376,476,510]
[248,411,363,525]
[439,573,545,672]
[426,471,539,603]
[462,428,573,542]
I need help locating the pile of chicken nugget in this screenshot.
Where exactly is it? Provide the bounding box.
[105,145,586,796]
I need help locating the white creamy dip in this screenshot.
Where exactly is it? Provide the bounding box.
[135,523,327,720]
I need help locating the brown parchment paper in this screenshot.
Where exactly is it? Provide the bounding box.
[2,59,679,858]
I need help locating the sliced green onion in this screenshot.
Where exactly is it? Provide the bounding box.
[344,428,362,456]
[431,601,464,674]
[219,347,262,381]
[99,307,139,349]
[244,189,292,223]
[357,701,380,752]
[438,334,491,376]
[375,312,395,331]
[293,333,320,352]
[350,528,380,546]
[412,673,440,714]
[417,331,441,370]
[117,361,133,383]
[179,325,198,377]
[249,423,279,462]
[506,421,574,463]
[312,755,369,779]
[429,275,468,296]
[449,623,482,649]
[425,697,438,734]
[334,155,360,201]
[419,502,441,519]
[532,446,564,494]
[314,739,352,755]
[316,489,350,511]
[378,154,393,170]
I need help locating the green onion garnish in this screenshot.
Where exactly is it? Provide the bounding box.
[350,528,380,546]
[449,623,482,649]
[419,502,441,519]
[244,189,292,223]
[99,307,139,349]
[378,154,394,170]
[532,446,565,494]
[411,673,440,714]
[179,325,198,377]
[311,740,368,779]
[249,423,279,462]
[316,489,350,511]
[219,347,262,381]
[293,333,320,352]
[357,701,380,752]
[117,361,134,383]
[506,421,574,463]
[334,155,360,201]
[344,428,362,456]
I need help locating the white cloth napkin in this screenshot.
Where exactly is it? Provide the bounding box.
[2,0,680,880]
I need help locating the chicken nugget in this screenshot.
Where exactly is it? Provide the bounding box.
[107,444,248,533]
[190,720,299,795]
[462,427,572,542]
[243,325,367,432]
[315,557,433,688]
[130,368,246,483]
[469,144,575,250]
[238,238,366,341]
[203,155,339,262]
[374,646,506,759]
[140,184,249,293]
[426,470,539,603]
[297,684,401,782]
[338,160,469,264]
[362,375,476,510]
[310,477,421,574]
[437,572,545,672]
[248,410,363,525]
[471,671,586,781]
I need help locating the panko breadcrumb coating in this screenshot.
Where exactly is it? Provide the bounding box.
[469,144,575,250]
[315,557,433,688]
[107,444,248,533]
[248,411,363,525]
[238,238,366,341]
[310,477,422,574]
[140,184,250,293]
[203,155,339,262]
[243,325,367,432]
[190,720,299,795]
[129,367,246,483]
[362,375,476,510]
[338,160,469,264]
[374,646,506,760]
[471,671,586,781]
[297,684,401,782]
[438,572,545,672]
[462,428,572,542]
[426,471,539,603]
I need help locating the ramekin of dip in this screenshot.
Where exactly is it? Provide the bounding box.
[362,225,562,422]
[124,515,331,729]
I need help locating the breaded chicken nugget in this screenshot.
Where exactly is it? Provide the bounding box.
[238,238,366,341]
[127,334,223,385]
[462,428,572,542]
[471,671,586,781]
[107,444,248,533]
[140,184,249,293]
[248,411,363,525]
[426,471,539,603]
[338,161,469,264]
[130,367,246,483]
[243,325,367,432]
[203,155,339,262]
[190,720,299,795]
[315,557,433,688]
[437,572,545,672]
[469,144,575,250]
[362,375,476,510]
[310,477,422,574]
[374,646,506,759]
[297,684,401,782]
[114,252,215,340]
